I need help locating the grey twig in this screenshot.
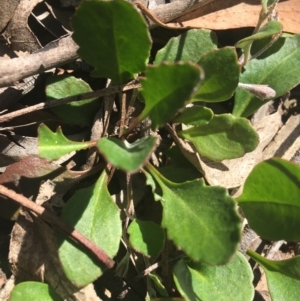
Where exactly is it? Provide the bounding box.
[0,35,79,88]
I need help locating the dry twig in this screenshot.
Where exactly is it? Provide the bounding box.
[0,80,140,123]
[0,184,115,269]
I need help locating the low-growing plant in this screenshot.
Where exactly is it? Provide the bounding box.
[7,0,300,300]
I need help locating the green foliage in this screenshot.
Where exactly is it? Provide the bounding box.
[173,253,254,301]
[38,124,92,160]
[10,282,62,301]
[30,0,300,299]
[138,63,202,129]
[234,35,300,117]
[128,219,165,258]
[151,299,184,301]
[248,250,300,301]
[97,136,157,172]
[58,171,122,287]
[235,21,282,50]
[154,28,217,64]
[71,0,151,84]
[173,105,213,126]
[46,75,99,125]
[237,158,300,241]
[193,47,240,102]
[178,114,259,161]
[159,145,202,182]
[148,273,169,297]
[154,30,240,103]
[146,164,241,265]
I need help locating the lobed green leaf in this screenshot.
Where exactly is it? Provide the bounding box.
[38,124,92,160]
[146,164,241,265]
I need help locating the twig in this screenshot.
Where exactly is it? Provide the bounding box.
[0,184,115,269]
[119,92,127,137]
[0,80,141,123]
[136,1,186,29]
[135,1,212,30]
[144,0,216,28]
[135,255,184,279]
[0,35,78,88]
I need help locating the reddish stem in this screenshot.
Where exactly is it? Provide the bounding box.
[0,184,115,269]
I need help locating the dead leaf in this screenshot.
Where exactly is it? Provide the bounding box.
[0,135,38,171]
[9,210,102,300]
[263,114,300,161]
[0,276,15,301]
[171,0,300,34]
[0,156,89,220]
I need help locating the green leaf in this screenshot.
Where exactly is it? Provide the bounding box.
[10,282,62,301]
[138,63,202,129]
[151,299,184,301]
[46,75,99,126]
[248,249,300,301]
[146,164,241,265]
[159,146,202,183]
[148,273,169,297]
[193,48,240,102]
[236,21,282,50]
[58,171,122,287]
[233,35,300,117]
[154,29,217,64]
[173,253,254,301]
[144,168,163,202]
[128,219,165,258]
[178,114,259,161]
[71,0,151,84]
[237,158,300,241]
[173,105,213,126]
[38,124,92,160]
[97,136,157,172]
